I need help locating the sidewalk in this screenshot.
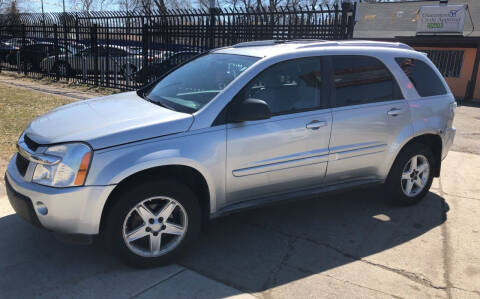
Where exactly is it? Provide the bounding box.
[0,191,256,299]
[0,75,100,101]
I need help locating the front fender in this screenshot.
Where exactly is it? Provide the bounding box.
[86,128,227,214]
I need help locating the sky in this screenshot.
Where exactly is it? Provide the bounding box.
[20,0,117,13]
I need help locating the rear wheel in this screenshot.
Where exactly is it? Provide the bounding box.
[54,61,72,77]
[105,179,201,267]
[385,143,435,205]
[21,60,33,72]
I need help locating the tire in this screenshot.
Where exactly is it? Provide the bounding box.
[21,60,33,72]
[121,64,137,81]
[54,61,72,77]
[104,179,201,268]
[385,143,435,205]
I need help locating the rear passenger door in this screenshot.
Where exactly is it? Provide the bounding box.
[324,55,411,185]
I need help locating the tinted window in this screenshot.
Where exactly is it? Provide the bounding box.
[108,47,129,57]
[330,55,403,107]
[395,57,447,97]
[238,57,324,116]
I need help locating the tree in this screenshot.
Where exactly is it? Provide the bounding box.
[70,0,111,12]
[116,0,141,12]
[5,0,20,24]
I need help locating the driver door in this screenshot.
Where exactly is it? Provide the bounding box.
[225,57,332,204]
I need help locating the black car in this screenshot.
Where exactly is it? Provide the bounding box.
[0,41,16,62]
[134,51,199,84]
[6,43,71,71]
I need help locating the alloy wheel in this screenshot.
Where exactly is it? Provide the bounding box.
[401,154,430,197]
[122,196,188,257]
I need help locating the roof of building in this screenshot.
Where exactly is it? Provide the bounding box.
[214,39,415,57]
[354,0,480,39]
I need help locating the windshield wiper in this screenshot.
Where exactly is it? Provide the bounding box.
[144,94,177,111]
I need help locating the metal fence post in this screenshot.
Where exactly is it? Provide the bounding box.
[208,7,217,49]
[16,50,20,74]
[21,24,26,75]
[341,2,351,39]
[142,23,148,71]
[346,2,356,39]
[105,26,110,88]
[91,24,98,86]
[63,13,69,80]
[53,24,59,81]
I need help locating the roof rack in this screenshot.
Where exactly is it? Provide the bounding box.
[232,40,286,48]
[231,39,327,48]
[297,40,413,50]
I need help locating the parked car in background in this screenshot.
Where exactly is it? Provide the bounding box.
[0,41,16,61]
[134,51,199,84]
[5,40,456,267]
[1,38,36,65]
[3,38,34,48]
[7,43,73,71]
[40,45,143,79]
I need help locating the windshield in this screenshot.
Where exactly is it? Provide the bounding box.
[146,53,259,113]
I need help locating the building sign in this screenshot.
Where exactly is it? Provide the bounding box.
[416,5,466,35]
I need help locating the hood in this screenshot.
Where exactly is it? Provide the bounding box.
[25,91,193,149]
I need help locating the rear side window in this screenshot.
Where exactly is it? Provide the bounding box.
[395,58,447,97]
[330,55,403,107]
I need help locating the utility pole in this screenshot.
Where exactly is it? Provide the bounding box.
[62,0,66,13]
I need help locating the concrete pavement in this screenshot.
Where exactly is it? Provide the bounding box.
[1,150,479,298]
[0,103,479,298]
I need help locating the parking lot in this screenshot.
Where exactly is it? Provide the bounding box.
[0,97,479,298]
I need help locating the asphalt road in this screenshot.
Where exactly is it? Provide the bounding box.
[0,104,479,298]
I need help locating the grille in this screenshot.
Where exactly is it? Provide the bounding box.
[15,154,29,177]
[24,135,39,151]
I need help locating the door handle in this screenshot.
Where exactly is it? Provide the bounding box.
[387,108,405,116]
[306,120,328,130]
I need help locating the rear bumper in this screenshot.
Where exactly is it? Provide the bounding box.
[442,127,456,160]
[5,154,115,235]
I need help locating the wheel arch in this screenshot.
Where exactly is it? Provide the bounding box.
[99,164,211,234]
[389,133,443,179]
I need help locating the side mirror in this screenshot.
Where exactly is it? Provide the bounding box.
[229,98,271,123]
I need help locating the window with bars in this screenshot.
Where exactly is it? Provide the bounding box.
[422,50,464,78]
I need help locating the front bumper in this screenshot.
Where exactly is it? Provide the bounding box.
[5,154,115,235]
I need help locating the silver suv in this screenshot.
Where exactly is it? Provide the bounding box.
[5,40,456,267]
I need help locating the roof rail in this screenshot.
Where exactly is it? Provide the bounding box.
[232,40,286,48]
[297,40,413,50]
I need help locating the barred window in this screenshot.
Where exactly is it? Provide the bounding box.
[422,50,464,78]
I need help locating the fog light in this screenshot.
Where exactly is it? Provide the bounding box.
[36,202,48,216]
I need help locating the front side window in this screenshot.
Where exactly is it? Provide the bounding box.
[147,54,259,113]
[330,55,403,107]
[237,57,324,116]
[395,57,447,97]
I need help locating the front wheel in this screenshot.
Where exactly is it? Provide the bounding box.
[121,64,137,81]
[385,143,435,205]
[105,179,201,267]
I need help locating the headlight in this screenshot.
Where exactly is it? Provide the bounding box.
[32,143,92,187]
